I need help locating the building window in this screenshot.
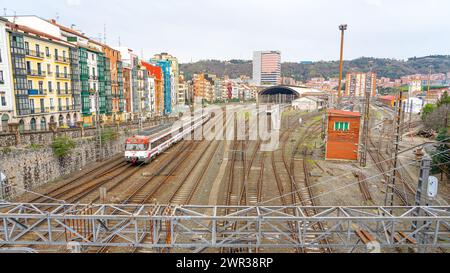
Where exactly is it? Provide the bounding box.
[1,94,6,106]
[334,122,350,131]
[28,80,33,90]
[26,61,31,73]
[46,47,50,57]
[0,71,3,84]
[30,118,36,131]
[48,81,53,92]
[55,48,58,58]
[0,48,2,63]
[29,99,35,113]
[47,64,51,74]
[35,44,40,55]
[40,117,46,130]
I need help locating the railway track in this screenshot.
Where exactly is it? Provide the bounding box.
[287,117,332,253]
[354,171,373,203]
[265,112,331,253]
[368,136,415,205]
[25,157,126,203]
[100,114,229,253]
[94,140,199,253]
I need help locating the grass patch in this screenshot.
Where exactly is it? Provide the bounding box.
[28,143,44,151]
[0,147,12,155]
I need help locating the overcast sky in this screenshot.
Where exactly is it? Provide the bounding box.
[1,0,449,63]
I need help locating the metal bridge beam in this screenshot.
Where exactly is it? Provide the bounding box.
[0,203,449,251]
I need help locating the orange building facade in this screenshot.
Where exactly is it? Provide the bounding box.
[325,109,361,161]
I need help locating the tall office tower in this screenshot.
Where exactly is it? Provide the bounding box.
[253,51,281,86]
[345,72,377,97]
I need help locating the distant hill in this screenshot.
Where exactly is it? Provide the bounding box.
[180,55,450,82]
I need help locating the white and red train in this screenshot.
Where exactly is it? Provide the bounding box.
[124,114,209,164]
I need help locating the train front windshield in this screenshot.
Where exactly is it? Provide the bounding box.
[125,144,148,151]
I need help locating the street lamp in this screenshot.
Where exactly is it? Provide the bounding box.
[337,24,348,108]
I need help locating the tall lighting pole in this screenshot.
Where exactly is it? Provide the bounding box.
[337,24,347,109]
[426,65,432,104]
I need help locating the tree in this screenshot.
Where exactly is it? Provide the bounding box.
[431,128,450,177]
[437,91,450,107]
[422,104,436,120]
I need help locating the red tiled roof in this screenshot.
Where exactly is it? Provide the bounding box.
[328,109,361,117]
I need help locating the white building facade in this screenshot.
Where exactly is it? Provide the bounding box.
[0,18,14,132]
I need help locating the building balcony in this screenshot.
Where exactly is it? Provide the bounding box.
[55,73,70,80]
[27,70,46,77]
[57,90,72,96]
[30,107,50,114]
[26,50,44,59]
[28,89,48,96]
[54,55,70,63]
[89,75,98,80]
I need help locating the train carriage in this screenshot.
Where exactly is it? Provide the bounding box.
[124,114,209,164]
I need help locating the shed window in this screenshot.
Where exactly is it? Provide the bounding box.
[334,122,349,131]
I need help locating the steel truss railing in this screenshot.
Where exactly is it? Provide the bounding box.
[0,203,449,252]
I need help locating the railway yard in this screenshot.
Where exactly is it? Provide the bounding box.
[3,103,450,253]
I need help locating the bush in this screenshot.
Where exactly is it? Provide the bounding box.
[101,128,118,143]
[51,137,76,158]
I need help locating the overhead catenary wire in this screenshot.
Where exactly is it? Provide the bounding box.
[257,146,450,207]
[279,148,450,208]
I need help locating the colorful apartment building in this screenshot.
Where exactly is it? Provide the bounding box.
[193,74,215,102]
[152,53,179,110]
[141,61,163,116]
[0,15,183,130]
[151,58,171,114]
[113,47,137,121]
[5,21,79,132]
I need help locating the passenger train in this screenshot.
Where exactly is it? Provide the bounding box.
[124,114,209,164]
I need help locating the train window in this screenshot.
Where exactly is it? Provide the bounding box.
[126,144,147,151]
